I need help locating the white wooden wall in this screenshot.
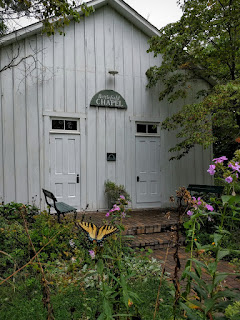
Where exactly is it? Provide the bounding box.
[0,5,212,210]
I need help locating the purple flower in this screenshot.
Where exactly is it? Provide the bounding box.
[225,176,233,183]
[119,195,125,200]
[235,162,240,172]
[89,250,95,259]
[121,211,126,218]
[212,156,228,163]
[207,164,216,176]
[205,204,214,211]
[187,210,193,216]
[229,162,240,172]
[106,212,110,217]
[112,204,120,211]
[192,196,201,208]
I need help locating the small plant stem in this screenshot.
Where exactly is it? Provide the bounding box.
[119,215,123,252]
[220,203,227,229]
[153,245,170,320]
[189,219,196,272]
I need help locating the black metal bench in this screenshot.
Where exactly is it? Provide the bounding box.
[42,188,77,222]
[187,184,224,198]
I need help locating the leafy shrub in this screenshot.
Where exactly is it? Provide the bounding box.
[104,180,131,208]
[0,202,38,222]
[225,301,240,320]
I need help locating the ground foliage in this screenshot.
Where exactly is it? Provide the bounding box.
[176,151,240,319]
[0,202,186,320]
[146,0,240,159]
[1,183,239,319]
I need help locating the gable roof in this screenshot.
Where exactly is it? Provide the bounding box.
[0,0,160,47]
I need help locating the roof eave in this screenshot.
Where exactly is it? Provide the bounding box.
[0,0,160,47]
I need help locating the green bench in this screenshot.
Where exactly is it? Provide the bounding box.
[187,184,224,198]
[42,188,77,222]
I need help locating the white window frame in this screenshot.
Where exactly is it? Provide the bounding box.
[135,122,160,137]
[50,117,80,134]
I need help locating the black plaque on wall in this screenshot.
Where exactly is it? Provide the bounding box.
[107,153,116,161]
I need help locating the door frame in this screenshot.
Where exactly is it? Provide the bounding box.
[42,113,86,211]
[132,121,162,208]
[49,132,81,208]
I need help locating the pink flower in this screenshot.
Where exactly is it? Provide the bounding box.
[121,211,126,218]
[89,250,95,259]
[119,195,125,200]
[187,210,193,216]
[212,156,228,163]
[225,176,233,183]
[205,204,214,211]
[105,212,110,217]
[207,164,216,176]
[229,162,240,172]
[192,196,201,208]
[112,204,120,211]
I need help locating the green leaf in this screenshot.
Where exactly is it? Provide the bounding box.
[213,233,222,246]
[97,259,104,275]
[185,270,209,292]
[213,273,228,287]
[205,298,215,314]
[216,249,230,261]
[180,302,202,320]
[193,285,208,300]
[221,195,232,205]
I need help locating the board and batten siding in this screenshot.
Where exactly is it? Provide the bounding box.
[0,4,212,210]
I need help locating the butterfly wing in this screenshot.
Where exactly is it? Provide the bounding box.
[96,225,118,243]
[78,221,98,242]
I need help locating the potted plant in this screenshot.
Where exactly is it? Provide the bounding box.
[104,180,131,208]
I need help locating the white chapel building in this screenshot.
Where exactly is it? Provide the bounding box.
[0,0,212,211]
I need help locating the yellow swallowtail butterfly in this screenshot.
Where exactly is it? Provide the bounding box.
[77,221,118,244]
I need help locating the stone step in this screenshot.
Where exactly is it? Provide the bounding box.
[127,231,185,250]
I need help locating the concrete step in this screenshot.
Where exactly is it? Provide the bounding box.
[127,231,185,250]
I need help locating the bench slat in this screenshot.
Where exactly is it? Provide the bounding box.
[55,202,77,214]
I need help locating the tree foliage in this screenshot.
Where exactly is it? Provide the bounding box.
[146,0,240,159]
[0,0,93,36]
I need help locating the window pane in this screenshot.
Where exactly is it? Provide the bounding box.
[52,120,64,130]
[148,125,157,134]
[65,120,77,130]
[137,124,146,133]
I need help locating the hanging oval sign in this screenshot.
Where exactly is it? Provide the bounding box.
[90,90,127,109]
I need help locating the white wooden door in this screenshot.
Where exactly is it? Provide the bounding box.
[136,137,161,203]
[50,134,80,208]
